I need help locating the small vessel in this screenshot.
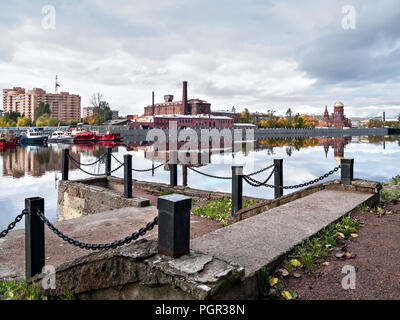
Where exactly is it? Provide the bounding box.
[0,131,20,149]
[73,131,97,143]
[48,129,74,143]
[20,128,48,144]
[96,130,122,142]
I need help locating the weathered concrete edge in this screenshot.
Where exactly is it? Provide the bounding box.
[227,179,382,223]
[31,239,245,300]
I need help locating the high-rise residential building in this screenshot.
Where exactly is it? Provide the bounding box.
[2,87,81,122]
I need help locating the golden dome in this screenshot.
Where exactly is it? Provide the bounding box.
[334,100,344,108]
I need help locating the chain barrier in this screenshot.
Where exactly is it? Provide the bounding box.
[35,209,158,251]
[111,154,165,172]
[244,163,275,177]
[187,166,232,180]
[242,166,276,187]
[68,155,124,176]
[0,209,28,239]
[243,165,341,189]
[67,153,107,167]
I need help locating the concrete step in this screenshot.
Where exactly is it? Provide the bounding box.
[191,189,375,278]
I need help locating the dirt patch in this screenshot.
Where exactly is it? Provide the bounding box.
[271,202,400,300]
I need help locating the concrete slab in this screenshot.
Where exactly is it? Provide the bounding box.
[191,190,375,278]
[0,206,222,281]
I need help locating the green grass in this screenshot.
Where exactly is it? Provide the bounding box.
[158,190,172,196]
[191,196,259,226]
[287,214,360,272]
[0,280,74,300]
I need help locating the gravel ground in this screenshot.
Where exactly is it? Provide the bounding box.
[274,202,400,300]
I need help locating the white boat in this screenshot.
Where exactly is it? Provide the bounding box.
[48,130,74,143]
[20,128,49,144]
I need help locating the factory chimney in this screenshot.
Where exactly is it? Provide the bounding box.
[152,91,155,116]
[182,81,188,115]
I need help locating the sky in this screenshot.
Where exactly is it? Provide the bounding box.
[0,0,399,118]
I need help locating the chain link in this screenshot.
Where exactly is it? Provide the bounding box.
[112,154,165,172]
[243,165,341,189]
[69,156,124,176]
[67,153,107,167]
[243,167,276,187]
[244,163,275,177]
[35,209,158,250]
[187,166,232,180]
[0,209,28,239]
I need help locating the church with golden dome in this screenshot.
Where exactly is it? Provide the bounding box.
[320,100,352,128]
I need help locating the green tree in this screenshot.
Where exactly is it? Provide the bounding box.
[35,114,50,127]
[47,118,60,127]
[34,102,51,121]
[3,112,21,123]
[17,116,32,127]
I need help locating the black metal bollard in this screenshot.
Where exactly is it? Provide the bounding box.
[25,197,45,279]
[231,166,243,217]
[169,150,178,187]
[62,149,69,181]
[105,147,112,176]
[274,159,283,199]
[341,158,354,185]
[124,154,132,198]
[157,194,192,258]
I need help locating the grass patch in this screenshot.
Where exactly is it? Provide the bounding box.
[287,214,360,272]
[0,280,74,300]
[158,190,172,196]
[191,196,259,226]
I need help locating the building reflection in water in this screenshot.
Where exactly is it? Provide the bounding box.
[0,143,118,179]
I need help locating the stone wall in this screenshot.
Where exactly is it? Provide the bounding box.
[228,179,382,223]
[34,239,246,300]
[57,178,150,221]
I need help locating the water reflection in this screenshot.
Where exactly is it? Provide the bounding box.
[0,135,399,231]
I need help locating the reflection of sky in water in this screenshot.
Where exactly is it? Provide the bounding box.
[1,136,399,231]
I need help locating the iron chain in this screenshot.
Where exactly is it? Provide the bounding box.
[187,166,232,180]
[0,209,28,239]
[67,153,107,167]
[35,209,158,251]
[69,156,124,176]
[112,154,165,172]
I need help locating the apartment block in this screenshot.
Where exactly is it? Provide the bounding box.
[2,87,81,122]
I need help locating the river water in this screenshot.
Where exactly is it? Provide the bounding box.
[1,134,399,231]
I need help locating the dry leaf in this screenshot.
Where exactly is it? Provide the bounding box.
[281,291,293,300]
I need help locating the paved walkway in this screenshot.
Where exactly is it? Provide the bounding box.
[0,206,222,281]
[191,190,375,277]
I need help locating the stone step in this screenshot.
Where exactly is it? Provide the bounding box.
[191,189,375,278]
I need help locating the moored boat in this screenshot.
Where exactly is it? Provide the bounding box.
[48,129,74,143]
[73,131,97,143]
[96,131,122,142]
[20,128,48,144]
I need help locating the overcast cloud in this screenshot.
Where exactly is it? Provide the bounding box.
[0,0,399,118]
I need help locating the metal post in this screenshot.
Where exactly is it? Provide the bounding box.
[274,159,283,199]
[62,148,69,181]
[25,197,45,279]
[182,165,187,187]
[157,194,192,258]
[105,147,112,176]
[124,154,132,198]
[340,158,354,185]
[170,150,178,187]
[231,166,243,216]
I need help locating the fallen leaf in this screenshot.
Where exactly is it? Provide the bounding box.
[350,233,358,238]
[269,277,279,287]
[281,291,293,300]
[290,259,302,267]
[322,262,330,266]
[349,227,357,232]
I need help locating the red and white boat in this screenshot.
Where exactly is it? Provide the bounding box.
[96,131,122,142]
[0,132,21,149]
[69,127,98,143]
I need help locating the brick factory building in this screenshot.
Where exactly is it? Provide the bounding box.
[3,87,81,122]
